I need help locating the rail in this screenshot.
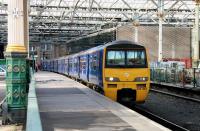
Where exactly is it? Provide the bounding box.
[133,106,189,131]
[150,89,200,103]
[26,68,42,131]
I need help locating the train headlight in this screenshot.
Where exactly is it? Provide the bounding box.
[134,77,148,82]
[105,77,120,82]
[109,77,114,81]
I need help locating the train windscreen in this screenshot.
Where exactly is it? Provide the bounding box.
[106,49,147,68]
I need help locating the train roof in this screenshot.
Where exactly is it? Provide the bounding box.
[78,40,145,55]
[45,40,145,60]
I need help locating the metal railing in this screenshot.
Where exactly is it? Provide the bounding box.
[26,68,42,131]
[151,67,200,88]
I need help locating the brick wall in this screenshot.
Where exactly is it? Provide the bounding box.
[116,25,191,62]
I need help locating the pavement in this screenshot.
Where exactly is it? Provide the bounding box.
[35,71,170,131]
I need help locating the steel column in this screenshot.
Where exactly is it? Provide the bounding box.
[193,0,200,67]
[134,26,138,43]
[158,0,164,62]
[133,12,140,43]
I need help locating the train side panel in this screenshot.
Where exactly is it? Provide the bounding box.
[42,61,47,71]
[48,60,50,71]
[88,50,103,87]
[98,50,104,88]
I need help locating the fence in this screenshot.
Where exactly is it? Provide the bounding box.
[151,67,200,88]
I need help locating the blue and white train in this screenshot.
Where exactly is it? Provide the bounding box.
[42,40,150,104]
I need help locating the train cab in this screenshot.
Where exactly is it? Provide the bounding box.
[103,41,150,103]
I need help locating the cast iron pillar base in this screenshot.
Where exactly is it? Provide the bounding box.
[4,52,28,124]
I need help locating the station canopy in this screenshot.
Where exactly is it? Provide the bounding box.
[0,0,197,44]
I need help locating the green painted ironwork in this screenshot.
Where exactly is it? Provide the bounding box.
[0,59,5,65]
[0,59,6,69]
[5,53,28,109]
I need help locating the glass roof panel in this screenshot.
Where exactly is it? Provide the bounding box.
[0,0,198,43]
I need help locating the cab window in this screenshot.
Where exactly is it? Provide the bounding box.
[107,51,125,66]
[127,50,145,66]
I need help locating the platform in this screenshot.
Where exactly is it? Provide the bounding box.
[35,71,169,131]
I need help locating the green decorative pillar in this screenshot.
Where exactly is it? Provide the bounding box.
[4,0,28,116]
[5,53,27,109]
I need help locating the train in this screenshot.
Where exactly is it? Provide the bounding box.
[42,40,150,104]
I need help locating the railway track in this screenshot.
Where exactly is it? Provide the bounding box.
[129,89,200,131]
[151,83,200,100]
[132,106,189,131]
[128,88,200,131]
[150,89,200,103]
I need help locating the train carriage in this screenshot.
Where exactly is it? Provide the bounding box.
[43,40,150,104]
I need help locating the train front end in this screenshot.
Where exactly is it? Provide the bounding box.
[103,42,150,104]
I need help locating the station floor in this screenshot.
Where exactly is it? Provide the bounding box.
[35,71,170,131]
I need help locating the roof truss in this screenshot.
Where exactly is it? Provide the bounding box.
[0,0,196,44]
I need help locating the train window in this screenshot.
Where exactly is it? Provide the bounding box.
[106,49,147,68]
[127,50,146,66]
[107,51,125,66]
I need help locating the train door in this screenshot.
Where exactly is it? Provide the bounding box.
[80,55,87,81]
[61,59,64,73]
[64,58,68,75]
[87,54,89,81]
[67,58,69,75]
[89,52,99,84]
[69,58,73,76]
[78,56,80,78]
[74,57,79,78]
[98,50,104,87]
